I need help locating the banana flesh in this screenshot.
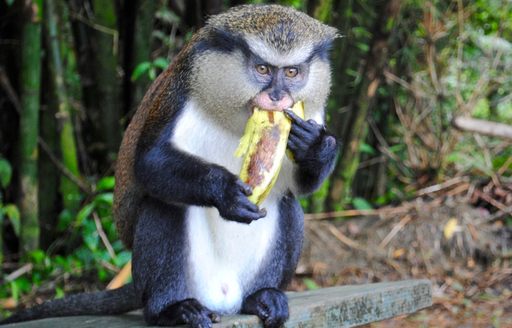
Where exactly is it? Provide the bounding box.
[235,101,305,205]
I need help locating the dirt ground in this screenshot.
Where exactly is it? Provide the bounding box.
[294,197,512,327]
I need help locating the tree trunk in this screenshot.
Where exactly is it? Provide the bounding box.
[18,0,43,253]
[127,0,158,117]
[46,0,82,213]
[91,0,121,161]
[327,0,401,210]
[305,0,334,213]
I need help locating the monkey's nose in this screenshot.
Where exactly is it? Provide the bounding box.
[253,91,293,111]
[269,90,285,102]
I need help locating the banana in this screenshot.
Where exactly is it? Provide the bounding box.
[235,101,305,205]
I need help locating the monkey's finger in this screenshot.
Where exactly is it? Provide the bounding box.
[288,117,322,140]
[285,109,322,131]
[283,108,303,123]
[320,135,337,152]
[227,198,266,221]
[236,195,260,213]
[238,199,267,219]
[284,109,321,130]
[236,179,253,196]
[288,134,308,151]
[289,125,320,145]
[208,311,221,323]
[289,116,322,136]
[229,208,265,223]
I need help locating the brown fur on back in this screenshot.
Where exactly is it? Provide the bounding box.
[113,42,195,248]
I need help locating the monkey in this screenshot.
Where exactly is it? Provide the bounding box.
[1,5,338,328]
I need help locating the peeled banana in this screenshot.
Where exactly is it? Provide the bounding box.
[234,101,305,205]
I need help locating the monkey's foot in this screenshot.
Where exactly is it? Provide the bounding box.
[241,288,289,328]
[151,298,220,328]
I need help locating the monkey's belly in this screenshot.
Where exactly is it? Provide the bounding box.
[185,198,279,314]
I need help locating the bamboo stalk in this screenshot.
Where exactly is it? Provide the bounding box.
[327,0,402,210]
[45,0,82,212]
[92,0,121,158]
[18,0,43,253]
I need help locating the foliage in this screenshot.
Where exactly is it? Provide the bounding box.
[0,176,130,311]
[131,57,170,81]
[0,158,21,263]
[365,0,512,202]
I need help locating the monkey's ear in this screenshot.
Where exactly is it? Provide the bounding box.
[311,38,337,61]
[325,26,341,41]
[196,28,250,55]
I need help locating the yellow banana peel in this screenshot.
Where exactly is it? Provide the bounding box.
[235,101,305,205]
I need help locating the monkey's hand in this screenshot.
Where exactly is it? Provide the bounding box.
[209,168,267,224]
[284,109,338,194]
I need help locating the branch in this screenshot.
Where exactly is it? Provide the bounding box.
[453,116,512,140]
[38,137,93,194]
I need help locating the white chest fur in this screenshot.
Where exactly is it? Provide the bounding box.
[170,100,295,314]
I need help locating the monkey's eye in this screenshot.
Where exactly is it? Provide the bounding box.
[284,67,299,78]
[256,64,270,75]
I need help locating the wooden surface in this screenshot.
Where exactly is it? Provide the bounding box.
[4,279,432,327]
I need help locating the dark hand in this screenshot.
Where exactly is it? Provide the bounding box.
[284,109,337,164]
[209,168,266,224]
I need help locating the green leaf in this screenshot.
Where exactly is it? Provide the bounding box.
[131,62,151,81]
[58,209,73,231]
[148,67,156,80]
[113,251,132,267]
[352,197,374,210]
[94,192,113,206]
[83,220,99,251]
[55,287,65,299]
[96,176,115,191]
[3,204,20,236]
[14,277,32,293]
[10,281,19,302]
[76,203,95,226]
[153,57,169,70]
[359,143,376,155]
[0,158,12,188]
[29,249,46,265]
[303,278,320,290]
[356,42,369,52]
[6,0,15,6]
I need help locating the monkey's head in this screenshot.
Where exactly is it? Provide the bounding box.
[189,5,338,131]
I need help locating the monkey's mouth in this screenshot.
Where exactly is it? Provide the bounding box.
[251,92,294,112]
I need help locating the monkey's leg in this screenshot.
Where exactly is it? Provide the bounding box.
[240,194,303,328]
[241,288,289,328]
[132,198,219,327]
[285,109,338,194]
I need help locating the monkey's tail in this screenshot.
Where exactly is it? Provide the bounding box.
[0,283,141,325]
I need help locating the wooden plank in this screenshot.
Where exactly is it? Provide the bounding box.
[4,279,432,328]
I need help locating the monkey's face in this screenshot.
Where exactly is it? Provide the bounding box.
[191,45,332,133]
[242,35,334,119]
[247,55,308,112]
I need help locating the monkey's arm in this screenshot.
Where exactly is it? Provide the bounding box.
[285,109,338,194]
[134,140,266,223]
